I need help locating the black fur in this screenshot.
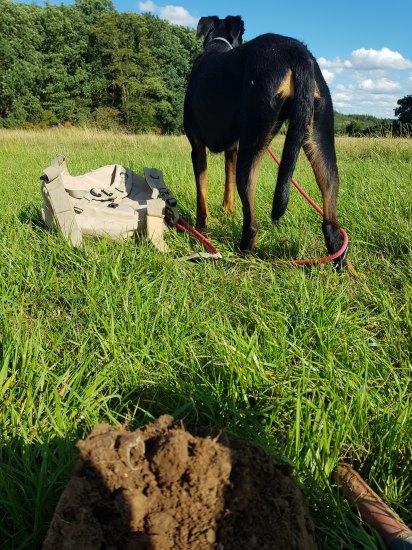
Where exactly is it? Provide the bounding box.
[184,15,345,260]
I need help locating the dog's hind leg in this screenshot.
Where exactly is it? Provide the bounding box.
[236,102,281,252]
[190,142,209,232]
[271,61,315,224]
[236,144,266,252]
[302,94,345,261]
[223,146,238,213]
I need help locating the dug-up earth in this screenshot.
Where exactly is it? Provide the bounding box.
[43,415,317,549]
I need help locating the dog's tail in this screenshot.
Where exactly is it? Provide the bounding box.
[271,51,315,223]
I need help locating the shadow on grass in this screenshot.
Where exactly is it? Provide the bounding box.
[0,435,78,550]
[18,203,45,229]
[1,381,386,550]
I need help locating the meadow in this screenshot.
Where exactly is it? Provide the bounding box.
[0,128,411,549]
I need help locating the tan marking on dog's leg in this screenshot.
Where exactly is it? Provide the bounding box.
[248,152,264,210]
[196,169,208,231]
[192,146,208,231]
[239,149,265,250]
[314,82,321,99]
[277,69,294,98]
[303,124,339,223]
[223,148,238,213]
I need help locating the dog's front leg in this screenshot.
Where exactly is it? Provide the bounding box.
[191,143,208,232]
[223,147,238,213]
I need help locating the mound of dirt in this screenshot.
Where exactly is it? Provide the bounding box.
[43,415,317,549]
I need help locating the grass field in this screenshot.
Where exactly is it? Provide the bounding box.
[0,128,411,549]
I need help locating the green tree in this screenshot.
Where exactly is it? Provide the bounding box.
[0,0,43,126]
[94,12,168,132]
[394,95,412,124]
[38,4,94,124]
[74,0,115,118]
[143,14,201,133]
[74,0,115,24]
[345,121,364,136]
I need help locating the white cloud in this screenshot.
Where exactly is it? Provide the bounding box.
[318,48,412,73]
[333,86,356,106]
[320,69,335,84]
[158,5,197,26]
[138,0,156,10]
[331,83,399,117]
[318,56,352,71]
[350,48,412,70]
[357,77,401,93]
[138,2,198,27]
[317,47,411,117]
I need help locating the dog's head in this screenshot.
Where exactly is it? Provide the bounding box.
[196,16,245,49]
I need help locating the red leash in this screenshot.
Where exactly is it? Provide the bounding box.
[266,147,348,265]
[175,216,219,255]
[177,147,349,266]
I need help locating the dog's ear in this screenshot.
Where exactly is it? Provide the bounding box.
[196,16,219,39]
[225,16,245,45]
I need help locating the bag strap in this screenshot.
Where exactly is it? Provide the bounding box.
[146,197,169,252]
[41,166,83,247]
[144,167,179,225]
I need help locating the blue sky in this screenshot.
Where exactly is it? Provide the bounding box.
[125,0,412,118]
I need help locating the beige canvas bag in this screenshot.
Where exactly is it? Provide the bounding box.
[41,156,179,252]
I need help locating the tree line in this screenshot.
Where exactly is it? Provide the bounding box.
[0,0,201,133]
[1,0,411,136]
[334,112,412,137]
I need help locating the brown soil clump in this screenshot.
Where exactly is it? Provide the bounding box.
[44,415,317,549]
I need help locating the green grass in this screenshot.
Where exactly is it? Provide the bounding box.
[0,128,411,549]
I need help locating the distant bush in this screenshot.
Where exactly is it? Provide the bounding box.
[92,107,122,131]
[38,110,59,128]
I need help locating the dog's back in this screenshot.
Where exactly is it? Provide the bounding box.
[185,33,316,154]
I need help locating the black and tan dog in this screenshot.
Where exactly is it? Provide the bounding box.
[184,15,347,265]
